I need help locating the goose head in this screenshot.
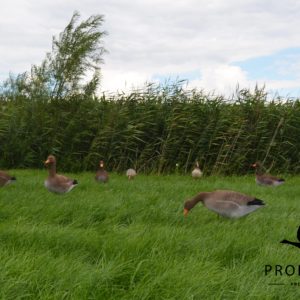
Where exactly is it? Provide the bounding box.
[45,155,56,167]
[99,160,105,169]
[251,161,263,169]
[183,195,203,216]
[251,161,265,175]
[251,162,256,168]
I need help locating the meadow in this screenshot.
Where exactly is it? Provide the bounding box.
[1,13,300,299]
[1,170,299,299]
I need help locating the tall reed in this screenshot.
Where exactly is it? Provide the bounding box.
[0,83,299,174]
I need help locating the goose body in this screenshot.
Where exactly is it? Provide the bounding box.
[184,190,265,218]
[191,161,202,179]
[0,170,16,187]
[126,168,137,180]
[44,155,78,194]
[252,162,285,186]
[255,175,285,186]
[95,160,109,183]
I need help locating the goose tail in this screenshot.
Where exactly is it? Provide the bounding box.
[248,198,265,206]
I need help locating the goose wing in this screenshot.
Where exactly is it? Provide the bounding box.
[205,199,240,217]
[0,171,10,186]
[257,174,284,185]
[211,190,255,205]
[50,174,76,188]
[95,170,108,181]
[0,171,9,179]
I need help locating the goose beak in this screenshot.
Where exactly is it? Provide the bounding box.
[184,208,189,216]
[45,159,50,165]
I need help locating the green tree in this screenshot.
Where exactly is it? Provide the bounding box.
[1,11,107,100]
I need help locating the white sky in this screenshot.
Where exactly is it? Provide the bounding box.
[1,0,300,97]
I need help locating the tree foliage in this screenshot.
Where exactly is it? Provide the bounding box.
[1,11,106,100]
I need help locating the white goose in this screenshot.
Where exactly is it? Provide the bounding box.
[126,168,137,180]
[191,161,203,179]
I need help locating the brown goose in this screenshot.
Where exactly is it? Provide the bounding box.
[251,162,285,186]
[95,160,109,183]
[0,170,16,187]
[184,190,265,218]
[126,168,137,180]
[44,155,78,194]
[191,161,203,179]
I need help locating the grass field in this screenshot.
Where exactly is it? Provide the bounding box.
[0,170,300,299]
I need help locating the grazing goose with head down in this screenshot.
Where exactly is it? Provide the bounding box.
[0,170,16,187]
[126,168,137,180]
[184,190,265,218]
[251,161,285,186]
[191,161,203,179]
[44,155,78,194]
[95,160,109,183]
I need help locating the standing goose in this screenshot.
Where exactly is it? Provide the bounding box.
[95,160,109,183]
[44,155,78,194]
[126,168,137,180]
[0,170,16,187]
[251,162,285,186]
[191,161,203,179]
[184,190,265,218]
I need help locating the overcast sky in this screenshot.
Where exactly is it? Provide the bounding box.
[1,0,300,97]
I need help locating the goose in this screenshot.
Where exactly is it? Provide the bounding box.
[183,190,265,218]
[251,162,285,186]
[281,226,300,249]
[44,155,78,194]
[126,168,137,180]
[191,161,203,179]
[95,160,109,183]
[0,170,16,187]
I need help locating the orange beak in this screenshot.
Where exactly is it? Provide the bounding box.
[184,208,189,216]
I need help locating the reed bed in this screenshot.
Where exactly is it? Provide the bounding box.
[0,83,299,175]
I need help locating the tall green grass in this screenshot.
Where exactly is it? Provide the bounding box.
[0,171,298,299]
[1,84,300,174]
